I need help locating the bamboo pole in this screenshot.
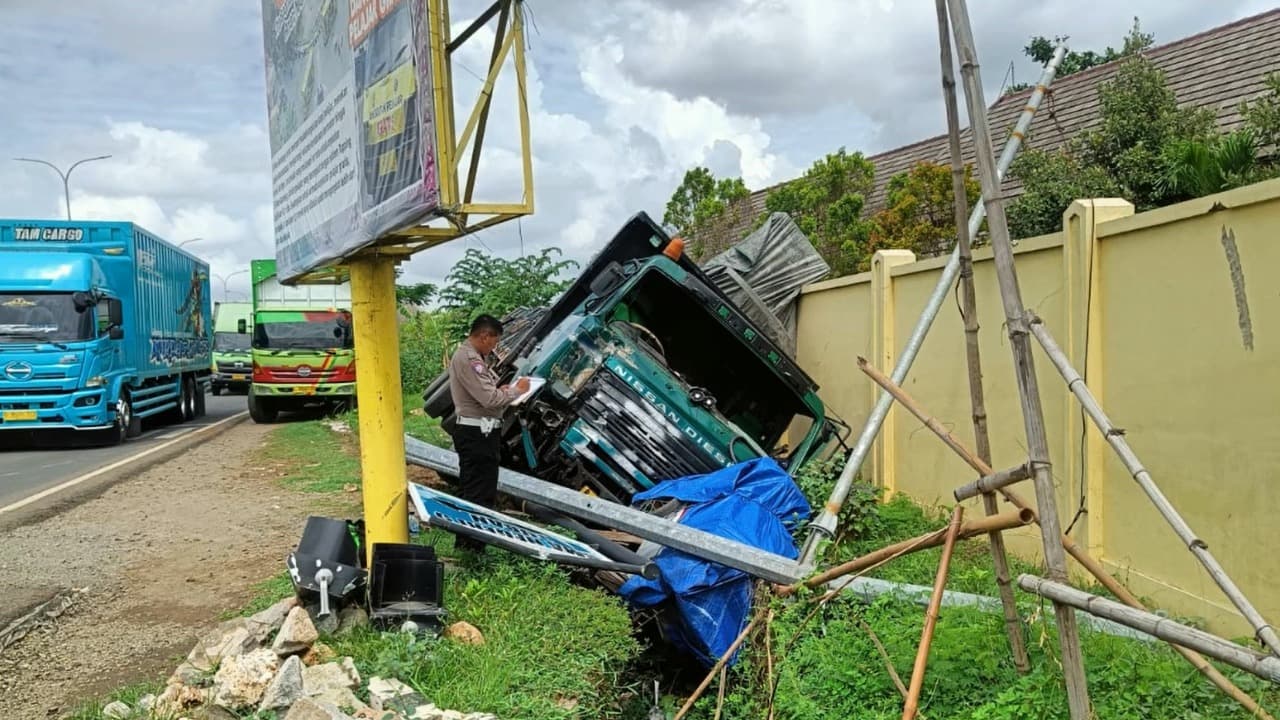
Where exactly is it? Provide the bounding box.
[903,507,964,720]
[777,508,1033,598]
[943,1,1091,715]
[953,463,1033,502]
[798,42,1068,564]
[1026,313,1280,658]
[1019,575,1280,684]
[857,360,1277,719]
[932,0,1031,675]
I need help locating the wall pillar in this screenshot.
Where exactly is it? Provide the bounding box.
[1061,199,1133,558]
[869,249,916,495]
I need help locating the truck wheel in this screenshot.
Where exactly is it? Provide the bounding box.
[248,392,277,424]
[194,382,207,417]
[107,396,133,446]
[180,376,196,422]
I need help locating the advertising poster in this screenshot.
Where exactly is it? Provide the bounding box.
[259,0,441,282]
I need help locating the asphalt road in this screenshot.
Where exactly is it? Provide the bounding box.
[0,393,248,510]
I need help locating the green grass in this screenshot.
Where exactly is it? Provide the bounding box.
[261,419,362,494]
[65,681,166,720]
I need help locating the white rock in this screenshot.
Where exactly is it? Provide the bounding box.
[184,618,265,674]
[368,676,424,713]
[137,694,156,712]
[260,655,306,711]
[212,648,280,710]
[408,704,445,720]
[337,606,370,635]
[249,596,300,633]
[302,657,362,694]
[284,697,355,719]
[101,700,131,719]
[273,606,320,655]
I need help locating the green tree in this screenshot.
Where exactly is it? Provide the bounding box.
[1077,54,1215,208]
[762,147,877,276]
[1159,130,1262,201]
[1241,71,1280,150]
[662,167,749,252]
[437,247,577,340]
[1008,17,1153,92]
[1007,149,1122,238]
[871,161,982,259]
[395,282,437,308]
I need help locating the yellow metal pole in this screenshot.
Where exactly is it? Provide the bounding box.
[348,255,409,565]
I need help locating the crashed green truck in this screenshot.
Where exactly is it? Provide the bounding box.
[247,259,355,423]
[423,212,842,505]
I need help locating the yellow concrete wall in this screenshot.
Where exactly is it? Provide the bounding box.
[793,178,1280,636]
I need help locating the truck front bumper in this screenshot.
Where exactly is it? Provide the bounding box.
[251,382,355,399]
[0,388,115,431]
[212,371,252,387]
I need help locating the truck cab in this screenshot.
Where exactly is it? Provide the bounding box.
[247,259,356,423]
[424,213,834,503]
[211,301,253,395]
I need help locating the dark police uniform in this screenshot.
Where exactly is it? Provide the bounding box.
[447,339,519,521]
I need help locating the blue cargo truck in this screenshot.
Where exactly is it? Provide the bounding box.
[0,219,213,445]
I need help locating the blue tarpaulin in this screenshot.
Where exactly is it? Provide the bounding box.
[618,457,810,668]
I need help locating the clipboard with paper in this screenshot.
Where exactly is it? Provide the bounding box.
[509,376,546,406]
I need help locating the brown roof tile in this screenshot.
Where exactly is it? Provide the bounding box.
[697,8,1280,256]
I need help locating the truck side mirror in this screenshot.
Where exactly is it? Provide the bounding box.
[108,326,125,340]
[72,291,93,312]
[237,319,247,333]
[107,298,124,328]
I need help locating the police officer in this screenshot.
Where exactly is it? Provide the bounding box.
[447,314,530,551]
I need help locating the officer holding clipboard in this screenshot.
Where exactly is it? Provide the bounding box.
[446,314,531,551]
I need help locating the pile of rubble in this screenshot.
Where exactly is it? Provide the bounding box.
[97,597,496,720]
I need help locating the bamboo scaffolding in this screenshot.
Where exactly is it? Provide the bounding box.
[1026,312,1280,658]
[1019,575,1280,684]
[673,609,766,720]
[856,359,1277,719]
[903,508,964,720]
[933,0,1030,674]
[942,0,1091,714]
[776,508,1033,598]
[798,42,1069,563]
[953,463,1033,502]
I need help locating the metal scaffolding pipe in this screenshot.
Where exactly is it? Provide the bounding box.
[800,43,1069,563]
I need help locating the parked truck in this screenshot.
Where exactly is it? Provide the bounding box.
[0,220,212,445]
[423,212,837,504]
[211,301,253,395]
[247,258,355,423]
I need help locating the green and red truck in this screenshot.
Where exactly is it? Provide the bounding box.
[247,259,355,423]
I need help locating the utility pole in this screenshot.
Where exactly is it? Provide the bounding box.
[14,155,112,220]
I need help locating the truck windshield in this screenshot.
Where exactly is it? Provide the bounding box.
[0,292,94,343]
[253,311,353,350]
[215,332,252,352]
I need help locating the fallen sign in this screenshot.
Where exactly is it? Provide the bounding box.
[408,481,659,578]
[405,437,812,585]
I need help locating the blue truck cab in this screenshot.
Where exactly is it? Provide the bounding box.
[0,220,213,445]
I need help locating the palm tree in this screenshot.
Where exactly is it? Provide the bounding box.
[1159,130,1261,200]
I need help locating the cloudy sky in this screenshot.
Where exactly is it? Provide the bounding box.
[0,0,1272,301]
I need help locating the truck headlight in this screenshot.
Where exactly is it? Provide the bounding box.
[86,376,106,388]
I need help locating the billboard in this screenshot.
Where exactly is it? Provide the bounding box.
[260,0,441,282]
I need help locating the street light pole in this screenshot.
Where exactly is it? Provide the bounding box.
[213,269,249,302]
[14,155,112,220]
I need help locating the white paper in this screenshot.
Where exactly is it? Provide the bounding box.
[510,377,546,406]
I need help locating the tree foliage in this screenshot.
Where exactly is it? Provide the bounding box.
[395,282,437,308]
[871,162,982,259]
[437,247,577,340]
[662,166,749,254]
[762,148,878,275]
[1010,17,1153,92]
[1007,149,1122,238]
[1159,130,1263,201]
[1240,71,1280,150]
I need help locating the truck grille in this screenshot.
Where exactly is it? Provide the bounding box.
[570,369,723,493]
[269,368,341,381]
[216,361,250,373]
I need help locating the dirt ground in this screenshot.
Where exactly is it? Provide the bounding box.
[0,421,344,719]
